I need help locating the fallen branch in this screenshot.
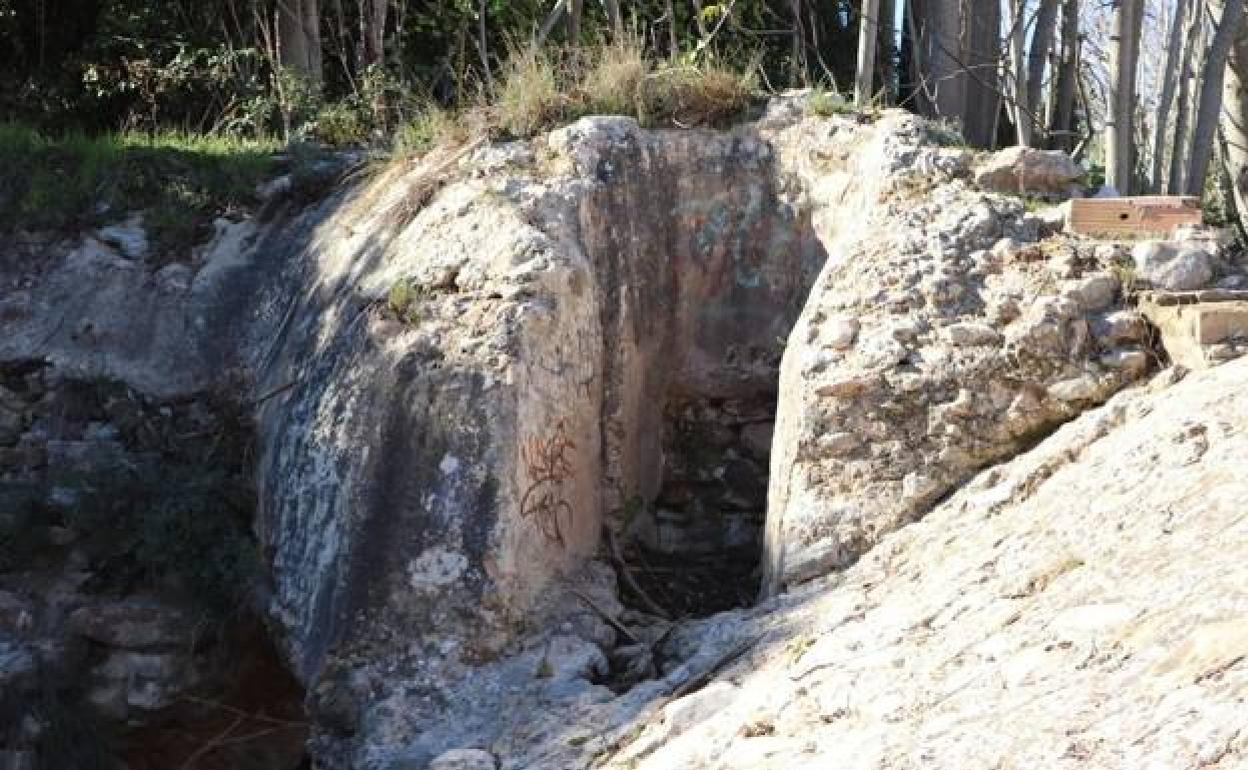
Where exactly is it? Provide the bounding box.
[179,715,244,770]
[571,589,640,646]
[605,528,671,621]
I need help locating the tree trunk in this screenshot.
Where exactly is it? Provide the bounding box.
[925,0,965,122]
[900,0,927,113]
[877,0,896,103]
[568,0,582,42]
[1048,0,1079,151]
[665,0,678,57]
[1150,0,1188,191]
[791,0,807,86]
[1186,0,1245,196]
[1170,5,1203,194]
[1106,0,1142,193]
[1026,0,1060,137]
[1222,14,1248,236]
[1009,0,1031,145]
[604,0,623,39]
[477,0,492,92]
[357,0,385,68]
[856,0,881,106]
[278,0,322,83]
[962,0,1001,147]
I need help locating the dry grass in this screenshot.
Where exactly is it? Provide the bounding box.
[496,45,564,138]
[582,39,649,117]
[393,105,470,158]
[391,40,760,161]
[642,59,756,127]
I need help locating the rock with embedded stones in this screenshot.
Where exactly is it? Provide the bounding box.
[823,317,860,350]
[764,120,1149,596]
[974,146,1082,195]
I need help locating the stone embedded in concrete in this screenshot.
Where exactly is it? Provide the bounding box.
[1139,293,1248,369]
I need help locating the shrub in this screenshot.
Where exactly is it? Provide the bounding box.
[62,461,259,616]
[923,117,967,148]
[315,101,370,146]
[641,59,757,128]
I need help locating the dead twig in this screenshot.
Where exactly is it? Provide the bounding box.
[606,528,671,621]
[571,589,640,646]
[179,715,244,770]
[179,695,308,728]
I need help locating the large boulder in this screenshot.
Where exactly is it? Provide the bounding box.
[974,145,1083,195]
[1133,240,1216,290]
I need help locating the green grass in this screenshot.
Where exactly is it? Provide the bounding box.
[807,86,852,117]
[0,122,281,260]
[922,117,968,148]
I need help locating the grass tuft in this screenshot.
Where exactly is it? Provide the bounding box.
[496,45,564,139]
[807,86,852,117]
[386,40,761,158]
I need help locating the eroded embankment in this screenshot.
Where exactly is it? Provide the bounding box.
[0,99,1181,770]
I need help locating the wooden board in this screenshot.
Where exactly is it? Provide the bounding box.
[1068,196,1202,237]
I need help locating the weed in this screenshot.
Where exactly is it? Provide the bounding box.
[314,100,370,146]
[1110,261,1139,294]
[923,117,968,148]
[581,38,650,118]
[535,650,554,678]
[807,87,851,118]
[783,633,816,663]
[383,41,761,156]
[393,106,469,158]
[641,58,757,128]
[387,278,426,323]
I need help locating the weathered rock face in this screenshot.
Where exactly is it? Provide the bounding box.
[6,97,1246,770]
[0,364,307,769]
[2,107,831,765]
[594,358,1248,770]
[761,135,1153,595]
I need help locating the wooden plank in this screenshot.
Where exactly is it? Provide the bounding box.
[1069,196,1202,237]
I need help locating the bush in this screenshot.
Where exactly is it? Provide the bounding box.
[61,461,260,616]
[314,101,370,146]
[387,278,426,323]
[641,59,756,127]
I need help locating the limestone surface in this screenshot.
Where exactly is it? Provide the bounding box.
[593,358,1248,770]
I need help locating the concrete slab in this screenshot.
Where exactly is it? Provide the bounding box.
[1139,292,1248,369]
